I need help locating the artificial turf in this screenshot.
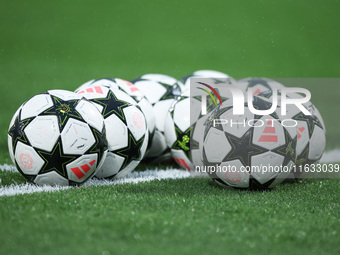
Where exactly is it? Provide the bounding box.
[0,0,339,254]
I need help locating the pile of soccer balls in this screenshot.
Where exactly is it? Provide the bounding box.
[7,70,326,189]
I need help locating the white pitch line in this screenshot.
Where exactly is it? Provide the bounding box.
[0,169,190,197]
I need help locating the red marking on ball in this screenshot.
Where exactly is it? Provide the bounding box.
[20,153,33,170]
[132,112,143,129]
[253,88,262,95]
[225,171,242,183]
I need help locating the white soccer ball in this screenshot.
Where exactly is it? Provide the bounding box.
[131,74,181,159]
[76,86,148,179]
[7,90,108,186]
[202,98,298,189]
[164,97,192,170]
[75,78,155,140]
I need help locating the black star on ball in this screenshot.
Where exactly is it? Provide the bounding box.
[37,140,76,178]
[160,83,179,101]
[8,110,34,149]
[91,90,130,124]
[86,126,108,163]
[292,111,323,138]
[246,96,279,120]
[172,125,193,160]
[223,128,269,167]
[40,95,84,131]
[113,132,145,170]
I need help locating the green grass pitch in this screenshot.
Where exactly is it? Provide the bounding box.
[0,1,339,255]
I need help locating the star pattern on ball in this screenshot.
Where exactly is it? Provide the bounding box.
[86,126,108,163]
[292,111,323,138]
[160,83,178,100]
[8,111,34,149]
[272,128,297,166]
[40,95,84,131]
[246,96,279,120]
[91,90,130,124]
[113,132,145,170]
[223,128,269,167]
[37,140,77,178]
[172,125,194,160]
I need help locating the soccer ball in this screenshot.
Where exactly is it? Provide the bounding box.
[131,74,181,159]
[164,96,194,170]
[8,90,108,186]
[237,77,286,96]
[178,70,235,89]
[164,77,238,171]
[76,86,148,179]
[202,97,298,189]
[75,78,155,140]
[257,90,326,178]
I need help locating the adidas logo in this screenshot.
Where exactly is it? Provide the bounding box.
[78,86,104,94]
[71,160,96,179]
[258,120,278,142]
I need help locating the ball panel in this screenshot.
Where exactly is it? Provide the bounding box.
[114,160,140,179]
[137,98,155,134]
[21,94,53,120]
[124,106,147,141]
[134,80,167,104]
[61,119,95,155]
[105,114,128,150]
[171,149,192,170]
[217,160,250,188]
[75,99,104,132]
[24,116,60,152]
[203,128,231,163]
[164,112,177,148]
[153,99,175,132]
[34,171,69,186]
[95,152,123,178]
[114,78,143,99]
[173,98,190,132]
[251,151,284,184]
[252,117,285,150]
[14,141,44,175]
[66,153,98,183]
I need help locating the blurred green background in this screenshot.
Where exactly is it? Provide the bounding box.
[1,0,340,156]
